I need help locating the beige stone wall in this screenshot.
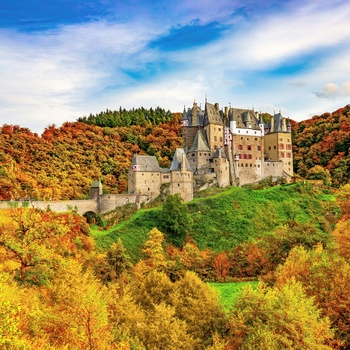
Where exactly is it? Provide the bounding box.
[98,194,137,213]
[235,161,262,185]
[0,200,98,215]
[230,134,264,185]
[213,157,230,187]
[129,171,162,197]
[263,160,284,178]
[170,170,193,202]
[187,151,211,170]
[204,124,225,153]
[264,132,293,176]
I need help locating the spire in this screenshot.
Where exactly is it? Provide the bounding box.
[182,105,187,120]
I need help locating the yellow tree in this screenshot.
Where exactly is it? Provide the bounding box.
[170,271,227,348]
[227,280,333,349]
[0,208,68,282]
[43,259,112,349]
[275,245,350,348]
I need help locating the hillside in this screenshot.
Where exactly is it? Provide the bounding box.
[293,104,350,186]
[93,182,338,262]
[0,108,182,201]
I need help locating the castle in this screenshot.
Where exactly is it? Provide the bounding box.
[127,100,293,203]
[0,100,293,215]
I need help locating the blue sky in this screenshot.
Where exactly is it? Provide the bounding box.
[1,0,350,133]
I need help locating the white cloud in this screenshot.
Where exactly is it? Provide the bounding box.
[343,82,350,95]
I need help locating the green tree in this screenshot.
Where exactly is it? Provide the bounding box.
[160,194,192,247]
[96,238,133,284]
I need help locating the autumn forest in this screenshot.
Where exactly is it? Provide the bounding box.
[1,104,350,349]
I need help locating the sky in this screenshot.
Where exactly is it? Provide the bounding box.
[1,0,350,134]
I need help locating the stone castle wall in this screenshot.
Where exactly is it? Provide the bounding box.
[0,199,98,216]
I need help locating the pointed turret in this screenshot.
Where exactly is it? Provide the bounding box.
[181,105,188,127]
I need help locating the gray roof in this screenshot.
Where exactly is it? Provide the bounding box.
[204,102,224,126]
[132,154,162,172]
[212,147,227,158]
[188,129,210,152]
[228,108,261,130]
[170,148,192,171]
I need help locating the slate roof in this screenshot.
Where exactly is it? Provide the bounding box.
[204,102,224,126]
[212,147,227,158]
[228,108,261,130]
[132,154,162,172]
[188,129,210,153]
[170,148,192,171]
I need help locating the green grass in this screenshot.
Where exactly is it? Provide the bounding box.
[91,183,340,261]
[209,281,259,312]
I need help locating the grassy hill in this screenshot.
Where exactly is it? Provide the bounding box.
[92,182,338,261]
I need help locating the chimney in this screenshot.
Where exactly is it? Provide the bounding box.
[215,103,219,111]
[270,116,274,132]
[181,153,186,172]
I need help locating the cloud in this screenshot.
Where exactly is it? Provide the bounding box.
[343,82,350,95]
[314,82,350,99]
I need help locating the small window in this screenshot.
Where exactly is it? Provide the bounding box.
[257,145,261,151]
[247,145,252,150]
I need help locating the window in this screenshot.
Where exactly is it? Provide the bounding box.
[248,154,252,159]
[287,153,291,158]
[243,154,247,159]
[218,128,221,131]
[279,138,283,141]
[280,152,285,158]
[238,145,243,150]
[274,146,276,150]
[220,137,223,142]
[269,146,271,150]
[247,145,252,150]
[214,136,217,141]
[286,144,291,150]
[257,145,261,151]
[279,143,284,149]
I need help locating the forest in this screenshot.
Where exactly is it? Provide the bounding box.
[1,104,350,348]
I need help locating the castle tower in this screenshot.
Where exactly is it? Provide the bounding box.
[128,154,162,198]
[203,102,225,155]
[90,180,103,200]
[212,147,230,188]
[170,148,193,202]
[264,112,293,177]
